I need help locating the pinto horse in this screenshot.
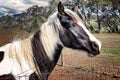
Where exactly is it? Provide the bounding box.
[0,2,101,80]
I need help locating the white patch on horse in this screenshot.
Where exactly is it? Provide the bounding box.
[0,44,12,75]
[0,39,35,79]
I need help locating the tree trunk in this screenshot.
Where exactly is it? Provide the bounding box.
[96,3,101,33]
[80,0,93,31]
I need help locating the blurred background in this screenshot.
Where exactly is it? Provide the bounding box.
[0,0,120,33]
[0,0,120,80]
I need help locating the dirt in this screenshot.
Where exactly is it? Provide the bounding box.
[0,28,120,80]
[0,27,30,46]
[48,48,120,80]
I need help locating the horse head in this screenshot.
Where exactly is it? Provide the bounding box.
[57,2,102,56]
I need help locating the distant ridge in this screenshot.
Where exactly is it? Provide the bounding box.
[0,0,49,17]
[0,5,50,32]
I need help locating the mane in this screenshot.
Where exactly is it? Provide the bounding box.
[5,38,36,76]
[65,9,82,21]
[38,10,67,61]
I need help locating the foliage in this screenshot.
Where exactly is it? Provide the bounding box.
[63,0,120,33]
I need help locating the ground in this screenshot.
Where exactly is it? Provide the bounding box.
[0,28,120,80]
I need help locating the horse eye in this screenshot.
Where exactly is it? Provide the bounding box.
[61,19,68,23]
[70,22,76,26]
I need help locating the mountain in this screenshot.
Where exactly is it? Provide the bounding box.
[0,6,18,17]
[0,5,50,32]
[0,0,50,16]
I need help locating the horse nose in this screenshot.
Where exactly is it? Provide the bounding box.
[91,42,100,55]
[92,42,98,49]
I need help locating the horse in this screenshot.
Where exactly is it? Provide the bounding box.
[0,2,101,80]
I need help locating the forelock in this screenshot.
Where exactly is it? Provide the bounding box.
[65,9,82,22]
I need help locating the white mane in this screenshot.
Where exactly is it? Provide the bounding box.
[0,38,36,79]
[40,14,62,61]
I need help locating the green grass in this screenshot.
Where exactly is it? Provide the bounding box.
[118,23,120,29]
[99,50,120,61]
[103,50,120,55]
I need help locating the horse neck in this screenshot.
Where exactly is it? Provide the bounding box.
[40,23,63,61]
[31,23,63,74]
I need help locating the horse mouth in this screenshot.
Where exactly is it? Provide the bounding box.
[87,53,96,57]
[87,51,100,57]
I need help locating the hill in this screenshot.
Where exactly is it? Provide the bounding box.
[0,5,50,32]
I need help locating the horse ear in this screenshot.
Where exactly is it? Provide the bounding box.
[58,2,65,15]
[72,3,78,13]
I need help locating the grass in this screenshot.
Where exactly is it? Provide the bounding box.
[103,50,120,55]
[74,64,84,70]
[91,67,96,72]
[102,50,120,61]
[94,33,120,61]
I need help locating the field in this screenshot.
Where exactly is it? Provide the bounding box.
[0,28,120,80]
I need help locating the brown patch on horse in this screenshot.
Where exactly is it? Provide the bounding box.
[32,30,51,70]
[0,51,4,62]
[29,72,39,80]
[31,30,52,78]
[0,74,15,80]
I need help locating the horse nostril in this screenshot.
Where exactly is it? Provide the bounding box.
[92,42,98,49]
[92,42,99,52]
[90,42,100,55]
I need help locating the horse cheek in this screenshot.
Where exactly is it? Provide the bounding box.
[59,33,71,47]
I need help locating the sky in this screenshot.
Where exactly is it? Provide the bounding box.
[0,0,50,16]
